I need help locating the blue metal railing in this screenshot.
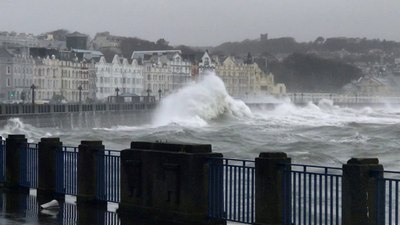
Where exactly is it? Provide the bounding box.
[19,143,39,188]
[105,211,121,225]
[283,164,343,225]
[96,149,121,203]
[0,139,5,182]
[375,170,400,225]
[56,146,78,195]
[208,158,255,224]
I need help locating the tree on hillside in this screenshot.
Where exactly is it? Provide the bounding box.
[270,53,362,92]
[156,38,169,47]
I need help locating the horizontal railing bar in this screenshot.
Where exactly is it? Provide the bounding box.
[208,157,255,163]
[219,164,255,169]
[287,163,342,171]
[291,171,343,177]
[380,178,400,182]
[377,170,400,175]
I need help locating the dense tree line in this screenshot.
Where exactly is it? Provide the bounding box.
[269,53,363,92]
[213,36,400,56]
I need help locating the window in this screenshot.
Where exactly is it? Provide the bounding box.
[7,66,11,74]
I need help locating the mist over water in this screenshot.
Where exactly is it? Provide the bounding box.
[1,73,400,169]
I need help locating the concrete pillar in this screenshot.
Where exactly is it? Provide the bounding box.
[254,152,291,225]
[77,140,106,205]
[77,202,106,225]
[37,137,63,205]
[3,189,29,215]
[5,134,27,189]
[118,141,225,225]
[342,158,384,225]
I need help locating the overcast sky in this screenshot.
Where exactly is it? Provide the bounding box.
[1,0,399,46]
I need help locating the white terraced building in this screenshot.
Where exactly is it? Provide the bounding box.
[95,55,143,100]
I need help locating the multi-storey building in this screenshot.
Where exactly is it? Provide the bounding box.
[33,56,91,102]
[210,53,286,97]
[95,55,143,100]
[132,50,192,96]
[91,32,124,51]
[0,48,34,102]
[0,31,65,49]
[215,56,262,97]
[198,51,215,77]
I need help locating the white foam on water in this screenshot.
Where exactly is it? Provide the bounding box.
[0,118,55,142]
[152,73,253,127]
[253,98,400,127]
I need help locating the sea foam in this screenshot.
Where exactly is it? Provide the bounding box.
[152,73,252,127]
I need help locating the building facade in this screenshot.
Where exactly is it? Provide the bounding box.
[133,50,192,96]
[95,55,143,100]
[196,52,287,97]
[215,56,262,97]
[198,51,216,77]
[0,48,35,102]
[33,56,91,102]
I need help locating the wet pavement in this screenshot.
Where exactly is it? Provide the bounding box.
[0,189,120,225]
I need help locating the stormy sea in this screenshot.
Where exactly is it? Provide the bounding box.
[1,74,400,170]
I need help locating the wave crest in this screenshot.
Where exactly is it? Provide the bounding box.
[152,73,252,127]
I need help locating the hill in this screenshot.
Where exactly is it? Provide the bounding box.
[269,53,363,92]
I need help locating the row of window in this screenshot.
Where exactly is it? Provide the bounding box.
[146,74,191,81]
[145,66,191,73]
[97,67,141,73]
[98,77,142,85]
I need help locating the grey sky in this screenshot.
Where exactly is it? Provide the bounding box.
[1,0,399,46]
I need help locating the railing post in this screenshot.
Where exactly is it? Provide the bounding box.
[342,158,384,225]
[37,137,63,205]
[77,140,106,205]
[5,134,27,189]
[118,141,225,225]
[255,152,291,225]
[76,141,106,225]
[0,136,4,184]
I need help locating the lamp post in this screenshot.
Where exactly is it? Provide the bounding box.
[115,87,120,103]
[146,88,152,103]
[78,85,83,103]
[158,89,162,100]
[30,84,36,105]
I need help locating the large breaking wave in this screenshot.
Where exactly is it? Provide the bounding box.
[152,73,252,127]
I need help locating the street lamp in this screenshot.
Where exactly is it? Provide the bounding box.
[30,84,36,105]
[146,88,152,103]
[158,89,162,100]
[115,87,120,103]
[78,85,83,103]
